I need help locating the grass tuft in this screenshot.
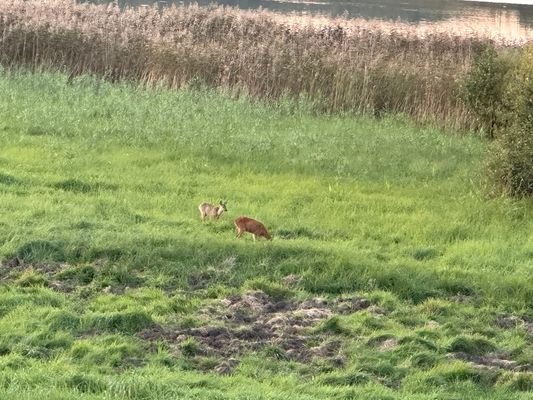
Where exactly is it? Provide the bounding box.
[85,312,154,334]
[448,335,497,356]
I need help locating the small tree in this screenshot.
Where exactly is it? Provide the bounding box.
[487,45,533,197]
[463,46,511,139]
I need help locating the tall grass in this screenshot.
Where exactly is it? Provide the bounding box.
[0,0,500,130]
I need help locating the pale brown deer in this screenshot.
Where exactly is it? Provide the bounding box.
[234,216,272,241]
[199,201,227,220]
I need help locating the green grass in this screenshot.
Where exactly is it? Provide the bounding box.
[0,70,531,399]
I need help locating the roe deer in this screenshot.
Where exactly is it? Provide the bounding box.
[234,216,272,241]
[199,201,227,220]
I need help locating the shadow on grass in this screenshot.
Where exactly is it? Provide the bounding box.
[26,126,52,136]
[0,173,19,186]
[51,179,118,194]
[82,236,485,304]
[6,235,532,308]
[276,227,325,240]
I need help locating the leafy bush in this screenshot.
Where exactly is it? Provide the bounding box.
[463,45,513,139]
[487,45,533,197]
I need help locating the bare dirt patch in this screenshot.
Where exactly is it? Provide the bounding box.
[496,314,533,336]
[138,290,371,372]
[281,274,302,288]
[1,256,60,275]
[0,256,135,294]
[378,338,399,352]
[0,256,75,291]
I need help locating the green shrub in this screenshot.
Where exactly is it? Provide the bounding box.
[463,45,513,139]
[487,45,533,197]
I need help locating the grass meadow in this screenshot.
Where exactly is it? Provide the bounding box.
[0,70,532,399]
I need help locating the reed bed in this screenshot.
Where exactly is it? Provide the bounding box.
[0,0,506,129]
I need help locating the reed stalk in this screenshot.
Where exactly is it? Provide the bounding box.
[0,0,512,129]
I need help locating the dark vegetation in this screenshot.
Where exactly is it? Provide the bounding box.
[463,45,533,197]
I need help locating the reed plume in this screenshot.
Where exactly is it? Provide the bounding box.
[0,0,513,129]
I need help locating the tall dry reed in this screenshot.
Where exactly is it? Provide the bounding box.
[0,0,504,129]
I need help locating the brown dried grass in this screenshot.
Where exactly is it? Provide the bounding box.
[0,0,514,129]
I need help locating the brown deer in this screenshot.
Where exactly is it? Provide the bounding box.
[234,216,272,241]
[199,201,227,220]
